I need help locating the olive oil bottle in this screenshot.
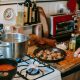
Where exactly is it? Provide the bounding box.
[69,34,76,52]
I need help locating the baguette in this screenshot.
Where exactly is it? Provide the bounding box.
[42,37,56,47]
[29,34,56,47]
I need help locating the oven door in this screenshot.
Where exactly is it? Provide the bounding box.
[54,20,74,42]
[56,20,74,36]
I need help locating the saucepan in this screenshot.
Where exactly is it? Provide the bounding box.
[0,58,17,80]
[0,33,29,59]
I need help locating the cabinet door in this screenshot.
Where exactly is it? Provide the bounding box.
[50,76,62,80]
[62,71,80,80]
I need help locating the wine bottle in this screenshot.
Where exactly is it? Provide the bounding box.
[32,0,37,23]
[29,2,32,24]
[24,1,29,24]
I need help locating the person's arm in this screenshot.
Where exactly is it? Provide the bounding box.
[74,48,80,57]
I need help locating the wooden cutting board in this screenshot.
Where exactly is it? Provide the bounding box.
[52,50,80,73]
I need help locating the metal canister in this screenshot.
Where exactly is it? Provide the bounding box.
[33,24,42,37]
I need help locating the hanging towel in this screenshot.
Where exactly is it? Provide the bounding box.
[67,0,77,13]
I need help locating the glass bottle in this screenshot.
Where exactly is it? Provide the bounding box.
[29,2,32,24]
[32,0,37,23]
[24,2,29,24]
[69,33,76,52]
[16,4,24,27]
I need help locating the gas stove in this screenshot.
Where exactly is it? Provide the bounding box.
[12,56,62,80]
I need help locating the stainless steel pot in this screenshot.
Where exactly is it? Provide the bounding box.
[0,33,28,59]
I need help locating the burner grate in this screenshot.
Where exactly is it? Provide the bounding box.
[13,56,55,80]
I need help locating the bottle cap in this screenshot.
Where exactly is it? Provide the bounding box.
[71,33,75,37]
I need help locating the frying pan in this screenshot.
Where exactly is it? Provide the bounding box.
[33,47,66,63]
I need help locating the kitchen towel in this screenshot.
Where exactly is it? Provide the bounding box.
[67,0,77,13]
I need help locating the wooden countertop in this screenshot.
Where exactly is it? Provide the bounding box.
[26,46,80,73]
[25,34,80,73]
[49,50,80,73]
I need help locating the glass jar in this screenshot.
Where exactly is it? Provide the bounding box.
[16,4,24,27]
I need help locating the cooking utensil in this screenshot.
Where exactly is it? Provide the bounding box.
[38,6,49,37]
[33,47,66,63]
[0,58,17,80]
[0,33,29,59]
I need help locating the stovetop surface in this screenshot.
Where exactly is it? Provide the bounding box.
[12,56,56,80]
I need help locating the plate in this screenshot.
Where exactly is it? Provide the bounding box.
[34,47,66,63]
[3,8,14,20]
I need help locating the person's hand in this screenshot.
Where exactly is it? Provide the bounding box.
[74,48,80,58]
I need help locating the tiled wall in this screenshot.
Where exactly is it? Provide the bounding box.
[37,1,68,17]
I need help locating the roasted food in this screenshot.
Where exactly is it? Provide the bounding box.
[29,34,56,47]
[27,46,38,57]
[36,49,62,60]
[34,47,66,62]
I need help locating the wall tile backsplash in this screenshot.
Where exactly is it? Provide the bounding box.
[37,1,67,17]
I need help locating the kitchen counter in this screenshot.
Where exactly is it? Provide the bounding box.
[49,50,80,79]
[49,50,80,73]
[26,34,80,80]
[27,46,80,72]
[26,46,80,80]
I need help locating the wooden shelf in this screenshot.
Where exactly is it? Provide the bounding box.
[0,0,68,5]
[31,0,68,3]
[0,0,25,5]
[24,23,42,27]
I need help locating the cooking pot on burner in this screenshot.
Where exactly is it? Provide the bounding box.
[0,33,29,59]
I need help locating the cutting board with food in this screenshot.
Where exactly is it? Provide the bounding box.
[50,50,80,73]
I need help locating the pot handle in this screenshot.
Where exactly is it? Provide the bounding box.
[0,40,9,47]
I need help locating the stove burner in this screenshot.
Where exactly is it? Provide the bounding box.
[16,58,22,63]
[26,68,40,75]
[13,56,56,80]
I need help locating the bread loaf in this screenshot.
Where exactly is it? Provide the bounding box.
[29,34,56,47]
